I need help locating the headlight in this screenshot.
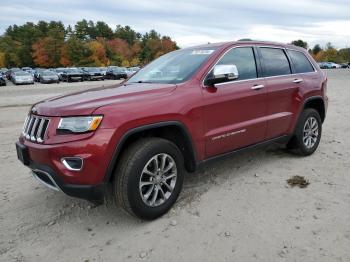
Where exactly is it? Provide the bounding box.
[57,116,103,133]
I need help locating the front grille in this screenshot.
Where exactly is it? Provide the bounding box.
[22,115,50,143]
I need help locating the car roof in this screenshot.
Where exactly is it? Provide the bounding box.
[186,40,306,52]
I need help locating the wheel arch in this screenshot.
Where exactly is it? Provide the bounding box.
[104,121,197,183]
[303,96,326,123]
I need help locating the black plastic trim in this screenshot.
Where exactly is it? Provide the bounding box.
[103,121,197,182]
[28,161,104,201]
[197,135,290,170]
[302,95,326,122]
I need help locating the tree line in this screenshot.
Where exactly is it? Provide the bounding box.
[1,21,349,69]
[0,20,179,68]
[291,39,350,63]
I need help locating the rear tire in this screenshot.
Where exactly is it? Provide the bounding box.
[113,138,184,220]
[287,108,322,156]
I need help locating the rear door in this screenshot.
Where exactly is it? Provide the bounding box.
[286,48,318,91]
[202,46,268,157]
[258,47,306,139]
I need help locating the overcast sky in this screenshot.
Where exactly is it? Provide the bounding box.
[2,0,350,49]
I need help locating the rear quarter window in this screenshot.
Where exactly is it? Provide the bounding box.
[260,48,291,77]
[287,50,315,73]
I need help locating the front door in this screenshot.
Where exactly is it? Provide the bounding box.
[202,46,268,158]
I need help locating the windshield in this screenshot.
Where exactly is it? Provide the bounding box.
[15,71,30,76]
[67,68,81,74]
[112,68,123,73]
[85,68,100,73]
[127,48,216,84]
[42,71,56,76]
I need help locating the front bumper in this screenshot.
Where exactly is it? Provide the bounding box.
[15,128,116,201]
[42,79,59,83]
[30,162,105,201]
[15,80,34,84]
[89,75,104,80]
[68,76,83,81]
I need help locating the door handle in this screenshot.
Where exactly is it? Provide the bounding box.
[251,84,264,90]
[293,79,303,83]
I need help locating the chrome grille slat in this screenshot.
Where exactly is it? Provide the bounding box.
[25,116,34,138]
[22,114,50,143]
[30,118,39,141]
[36,119,45,142]
[22,116,29,135]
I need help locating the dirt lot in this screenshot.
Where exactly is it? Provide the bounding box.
[1,70,350,262]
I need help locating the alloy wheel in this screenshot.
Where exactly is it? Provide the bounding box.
[303,116,319,149]
[139,153,177,207]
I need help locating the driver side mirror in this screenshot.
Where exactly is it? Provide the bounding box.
[205,64,239,86]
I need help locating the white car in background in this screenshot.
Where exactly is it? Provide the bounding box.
[126,66,140,77]
[11,71,34,85]
[329,62,341,69]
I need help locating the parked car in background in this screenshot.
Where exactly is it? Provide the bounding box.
[11,71,34,85]
[6,68,21,80]
[61,68,83,82]
[122,67,134,78]
[99,67,107,76]
[318,62,330,69]
[318,62,341,69]
[16,41,328,220]
[0,68,8,76]
[21,67,32,72]
[34,68,45,82]
[0,74,6,86]
[330,62,341,68]
[29,69,36,77]
[127,66,140,76]
[106,67,128,79]
[39,70,60,84]
[340,63,350,69]
[82,67,104,81]
[54,68,66,81]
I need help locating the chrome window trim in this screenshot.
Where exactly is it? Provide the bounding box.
[202,45,258,88]
[214,77,261,86]
[202,45,318,88]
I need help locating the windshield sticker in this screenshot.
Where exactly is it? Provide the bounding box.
[191,50,214,55]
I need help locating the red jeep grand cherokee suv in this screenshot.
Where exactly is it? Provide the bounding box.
[16,41,328,220]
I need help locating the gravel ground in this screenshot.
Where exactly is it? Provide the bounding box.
[0,70,350,262]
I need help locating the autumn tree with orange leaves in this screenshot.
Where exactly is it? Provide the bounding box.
[0,20,179,67]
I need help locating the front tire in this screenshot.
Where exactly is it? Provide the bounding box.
[114,138,184,220]
[287,108,322,155]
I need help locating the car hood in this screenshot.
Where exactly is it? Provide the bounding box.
[33,83,177,116]
[15,75,32,79]
[67,73,82,76]
[43,75,58,78]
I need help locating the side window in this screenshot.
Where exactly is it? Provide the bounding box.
[287,50,314,73]
[216,47,257,80]
[260,48,291,77]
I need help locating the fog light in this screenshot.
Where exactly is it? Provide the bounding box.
[61,157,83,171]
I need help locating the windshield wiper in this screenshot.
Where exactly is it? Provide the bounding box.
[129,80,155,84]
